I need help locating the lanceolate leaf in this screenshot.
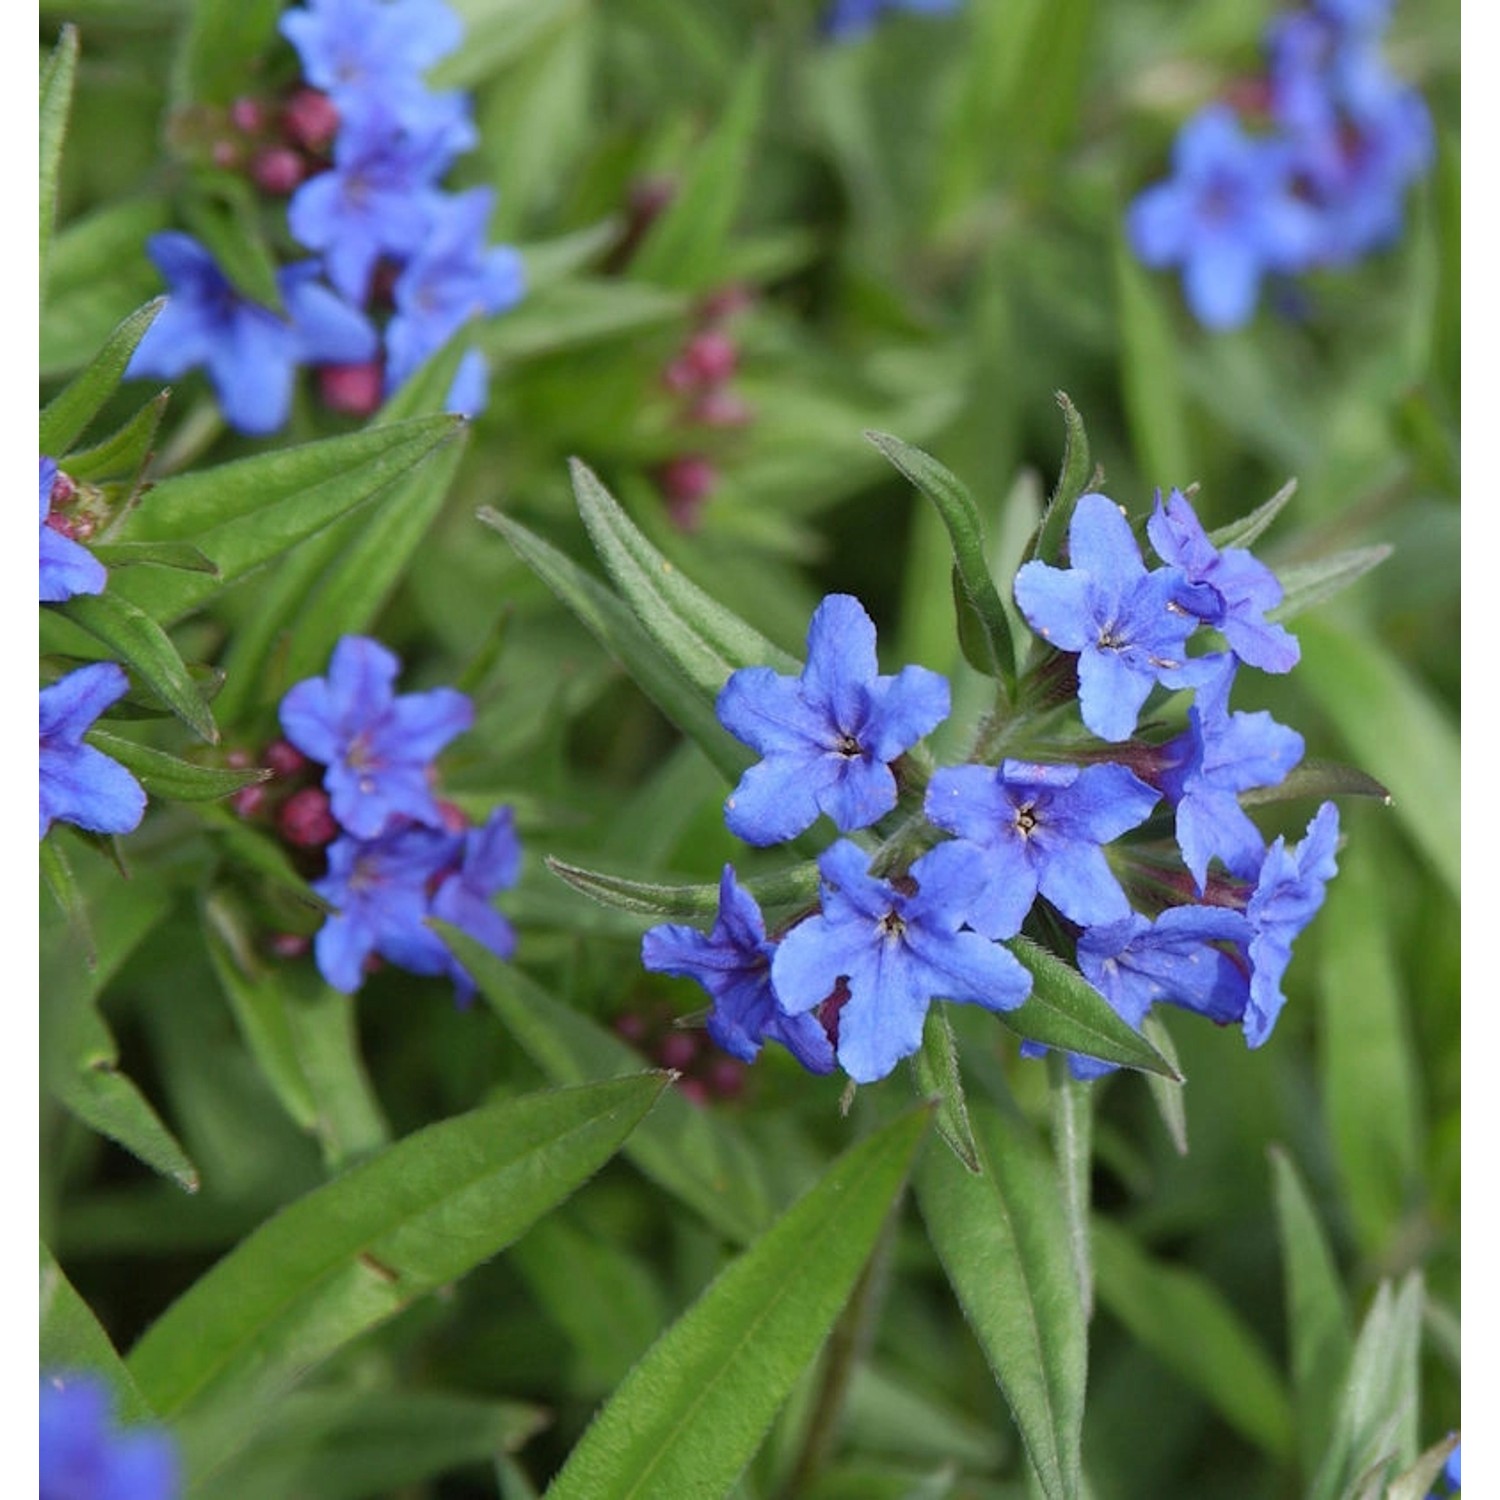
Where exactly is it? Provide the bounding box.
[126,1076,670,1484]
[1046,1054,1095,1314]
[866,431,1017,691]
[86,732,267,803]
[916,1104,1086,1500]
[1238,758,1390,808]
[570,458,797,696]
[478,507,750,783]
[40,25,80,297]
[39,299,165,455]
[171,0,282,107]
[1028,392,1095,566]
[447,927,774,1245]
[1140,1013,1188,1156]
[58,391,171,483]
[910,1007,981,1174]
[1000,937,1179,1079]
[1210,478,1297,552]
[545,855,820,921]
[544,1108,931,1500]
[1269,546,1392,622]
[40,1241,158,1424]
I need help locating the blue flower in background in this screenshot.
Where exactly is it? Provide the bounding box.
[1154,659,1304,888]
[1432,1440,1460,1496]
[41,1373,179,1500]
[384,188,526,392]
[643,867,836,1075]
[127,233,377,434]
[279,635,474,839]
[771,840,1031,1083]
[717,594,950,845]
[1147,488,1300,673]
[280,0,463,107]
[924,759,1158,934]
[40,664,147,841]
[1013,493,1219,742]
[312,825,457,992]
[431,806,524,1004]
[39,457,106,604]
[822,0,961,41]
[1127,105,1322,328]
[1242,800,1339,1046]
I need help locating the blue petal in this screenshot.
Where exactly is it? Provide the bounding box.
[865,664,951,761]
[1076,647,1156,742]
[40,661,130,741]
[724,755,826,845]
[39,526,107,603]
[40,740,146,838]
[1013,561,1094,651]
[814,754,899,834]
[716,666,826,756]
[1068,493,1148,583]
[801,593,879,729]
[1036,842,1132,926]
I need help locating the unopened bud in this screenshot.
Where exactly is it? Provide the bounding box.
[230,96,267,134]
[262,739,310,779]
[698,284,753,325]
[318,360,385,417]
[656,455,718,532]
[251,146,307,197]
[682,330,737,385]
[657,1032,700,1070]
[614,1013,649,1044]
[268,932,311,959]
[231,783,268,820]
[282,88,340,153]
[278,786,338,848]
[211,140,242,171]
[47,468,77,510]
[689,390,754,428]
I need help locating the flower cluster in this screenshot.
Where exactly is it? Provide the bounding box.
[243,636,521,1003]
[39,458,147,843]
[653,287,757,532]
[821,0,962,42]
[642,488,1340,1085]
[128,0,524,432]
[40,1373,179,1500]
[1128,0,1432,328]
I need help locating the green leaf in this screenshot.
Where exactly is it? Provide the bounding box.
[1238,758,1390,808]
[866,431,1017,690]
[628,51,768,291]
[545,855,819,922]
[544,1107,931,1500]
[1140,1013,1188,1156]
[1113,236,1193,489]
[1294,614,1458,896]
[195,803,331,910]
[481,278,687,363]
[90,541,217,575]
[1385,1433,1460,1500]
[1270,546,1392,622]
[204,1389,548,1500]
[40,1241,158,1423]
[39,24,80,297]
[39,299,165,456]
[431,0,579,89]
[126,1075,669,1484]
[448,928,774,1245]
[570,458,797,697]
[1316,831,1423,1257]
[86,731,265,803]
[1269,1148,1354,1483]
[64,392,172,484]
[1208,478,1297,552]
[1028,392,1095,566]
[1308,1275,1424,1500]
[181,174,285,311]
[171,0,282,106]
[910,1007,981,1174]
[110,416,465,625]
[1092,1218,1294,1460]
[1046,1054,1095,1314]
[58,591,218,743]
[916,1104,1085,1500]
[478,507,749,783]
[1000,938,1179,1079]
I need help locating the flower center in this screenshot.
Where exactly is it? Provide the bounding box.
[834,732,863,759]
[1014,803,1039,836]
[877,909,906,940]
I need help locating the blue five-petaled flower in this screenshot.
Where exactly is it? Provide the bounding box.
[40,1373,179,1500]
[40,663,147,841]
[717,594,950,845]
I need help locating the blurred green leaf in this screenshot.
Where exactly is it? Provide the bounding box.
[867,431,1017,691]
[546,855,819,921]
[1270,546,1392,623]
[449,928,774,1245]
[57,591,218,743]
[40,1241,158,1423]
[916,1103,1086,1500]
[1092,1218,1294,1460]
[911,1007,981,1174]
[39,24,79,298]
[1385,1433,1460,1500]
[203,1388,549,1500]
[544,1107,931,1500]
[171,0,282,106]
[40,299,165,456]
[181,174,285,312]
[483,278,687,362]
[1114,235,1193,489]
[1308,1275,1423,1500]
[1269,1148,1354,1483]
[1294,615,1459,898]
[434,0,579,89]
[1001,938,1179,1079]
[85,731,265,802]
[127,1075,669,1484]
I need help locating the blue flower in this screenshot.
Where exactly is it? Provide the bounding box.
[1127,105,1323,329]
[127,233,377,434]
[40,1373,178,1500]
[384,189,525,392]
[311,825,456,992]
[288,95,475,304]
[431,806,523,1004]
[1434,1440,1460,1496]
[39,457,106,604]
[642,867,836,1074]
[924,758,1159,934]
[771,840,1031,1083]
[1013,493,1220,742]
[278,635,474,840]
[40,664,147,841]
[1154,658,1304,889]
[280,0,463,107]
[1146,488,1300,672]
[1242,801,1340,1046]
[822,0,960,40]
[717,594,950,845]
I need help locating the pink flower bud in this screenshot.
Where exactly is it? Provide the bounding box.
[231,783,268,820]
[230,96,267,134]
[676,1077,710,1106]
[269,932,311,959]
[613,1013,649,1044]
[656,455,718,532]
[282,88,340,153]
[48,469,78,510]
[698,284,754,325]
[251,147,307,197]
[689,390,755,429]
[210,140,242,170]
[278,786,338,848]
[262,739,310,779]
[657,1032,700,1070]
[682,330,737,385]
[318,361,385,417]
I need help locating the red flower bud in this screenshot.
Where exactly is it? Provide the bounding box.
[230,96,267,134]
[282,88,340,153]
[278,786,339,848]
[262,739,310,779]
[318,361,386,417]
[251,146,308,197]
[682,330,737,385]
[657,1032,700,1070]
